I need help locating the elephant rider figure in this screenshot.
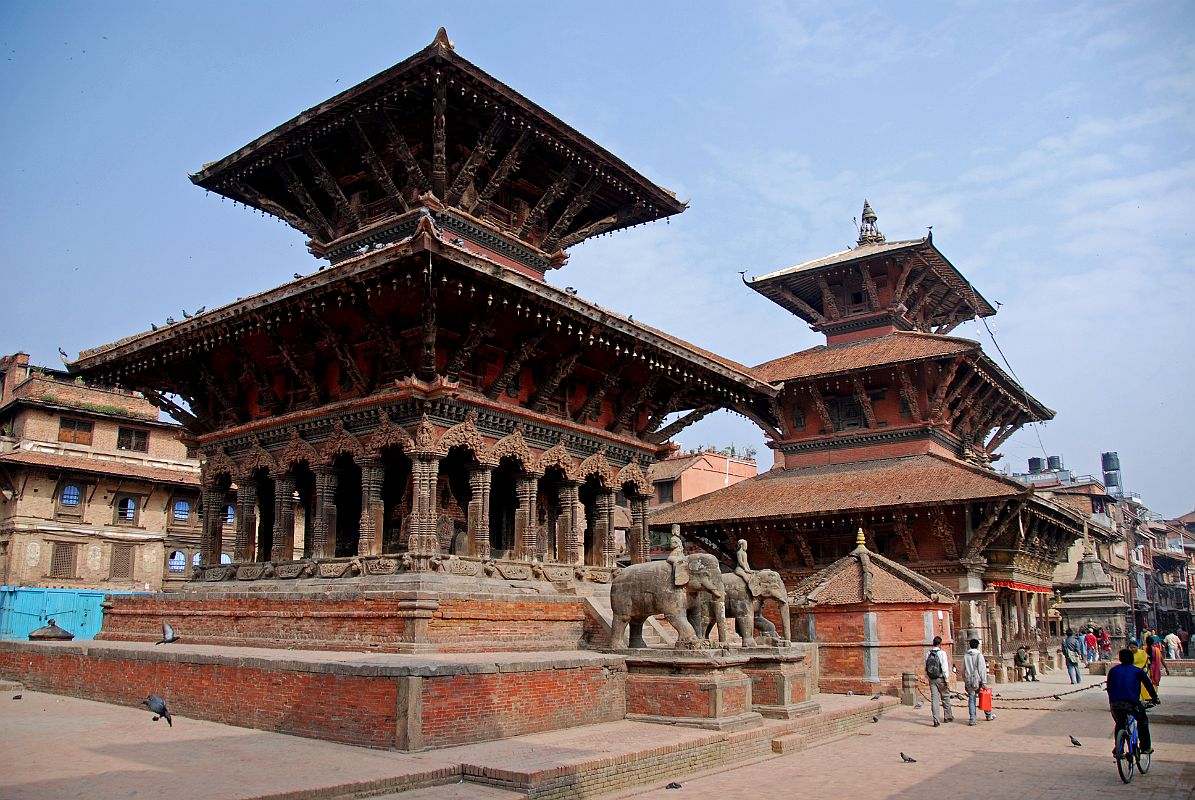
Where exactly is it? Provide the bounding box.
[735,539,763,599]
[668,534,688,587]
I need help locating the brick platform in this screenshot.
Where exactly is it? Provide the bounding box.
[97,573,597,653]
[0,640,625,750]
[623,651,763,731]
[741,646,820,719]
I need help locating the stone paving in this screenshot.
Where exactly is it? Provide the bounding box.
[1,666,1191,799]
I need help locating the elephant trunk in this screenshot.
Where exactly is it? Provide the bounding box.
[715,594,728,644]
[779,600,791,642]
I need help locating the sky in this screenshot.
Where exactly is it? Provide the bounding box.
[1,2,1191,517]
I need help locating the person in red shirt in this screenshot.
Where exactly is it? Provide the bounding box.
[1084,629,1098,662]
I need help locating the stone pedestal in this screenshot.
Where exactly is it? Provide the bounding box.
[623,651,762,731]
[740,647,819,719]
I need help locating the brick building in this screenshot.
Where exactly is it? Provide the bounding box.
[652,204,1085,663]
[645,448,756,554]
[0,353,205,591]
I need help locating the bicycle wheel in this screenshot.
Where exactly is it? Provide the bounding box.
[1115,730,1134,783]
[1137,746,1151,774]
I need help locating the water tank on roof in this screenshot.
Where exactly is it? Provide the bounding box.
[1047,455,1064,471]
[1102,452,1120,472]
[1104,471,1120,487]
[1028,457,1045,474]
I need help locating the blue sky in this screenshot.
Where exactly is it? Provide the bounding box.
[1,2,1191,516]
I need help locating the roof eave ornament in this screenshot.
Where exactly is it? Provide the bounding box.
[857,200,886,246]
[432,27,455,51]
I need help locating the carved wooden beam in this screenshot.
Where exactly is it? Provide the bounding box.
[554,205,639,251]
[794,533,815,568]
[928,357,964,421]
[446,114,506,205]
[962,500,1019,560]
[518,164,576,237]
[167,379,212,430]
[851,377,876,428]
[647,403,717,444]
[895,267,930,306]
[897,367,923,421]
[419,267,437,381]
[530,351,581,413]
[238,357,278,414]
[444,305,500,382]
[431,80,448,198]
[941,366,983,422]
[934,319,965,335]
[806,384,834,433]
[275,161,335,240]
[573,359,626,422]
[893,513,919,561]
[907,282,940,322]
[773,285,826,324]
[485,330,546,399]
[691,529,736,566]
[542,176,602,252]
[356,292,409,381]
[268,331,322,403]
[310,315,369,394]
[816,276,840,320]
[142,388,200,429]
[303,146,359,231]
[472,130,530,217]
[859,265,880,310]
[197,365,241,426]
[642,386,681,435]
[350,118,407,213]
[608,372,660,433]
[893,258,915,300]
[232,179,321,239]
[929,507,959,559]
[377,109,429,192]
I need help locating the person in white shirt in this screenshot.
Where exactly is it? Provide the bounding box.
[963,638,995,725]
[925,635,954,726]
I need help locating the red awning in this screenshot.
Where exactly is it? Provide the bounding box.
[988,579,1052,594]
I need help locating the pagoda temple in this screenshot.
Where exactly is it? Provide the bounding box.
[71,30,779,600]
[652,203,1085,655]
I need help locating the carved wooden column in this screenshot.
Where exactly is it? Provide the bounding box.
[358,459,384,556]
[199,478,224,566]
[556,481,583,565]
[271,472,296,562]
[514,472,541,561]
[312,464,338,559]
[233,476,258,563]
[408,454,441,556]
[629,495,650,564]
[468,465,492,559]
[592,489,615,567]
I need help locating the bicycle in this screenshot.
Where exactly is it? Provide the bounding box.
[1112,700,1156,783]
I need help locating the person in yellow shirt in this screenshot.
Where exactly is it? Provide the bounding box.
[1128,639,1151,701]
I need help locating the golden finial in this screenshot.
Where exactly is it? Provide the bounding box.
[856,527,867,548]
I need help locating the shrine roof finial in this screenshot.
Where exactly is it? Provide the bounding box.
[432,27,454,50]
[857,200,885,246]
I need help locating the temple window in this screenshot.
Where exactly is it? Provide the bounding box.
[49,542,78,579]
[114,494,139,526]
[656,480,674,504]
[172,498,193,523]
[56,482,84,519]
[117,427,149,452]
[110,544,134,580]
[827,396,865,431]
[58,417,93,446]
[167,550,187,574]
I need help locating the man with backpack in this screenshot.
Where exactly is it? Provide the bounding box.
[925,635,954,726]
[1063,629,1085,684]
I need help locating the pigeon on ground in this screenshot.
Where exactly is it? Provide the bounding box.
[155,622,180,645]
[872,715,880,723]
[914,701,924,709]
[11,694,21,700]
[1070,736,1082,747]
[870,693,881,700]
[140,694,172,727]
[666,782,682,789]
[900,752,917,763]
[1052,695,1062,701]
[846,690,854,696]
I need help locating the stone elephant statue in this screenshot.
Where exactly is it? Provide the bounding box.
[610,553,727,648]
[698,569,791,647]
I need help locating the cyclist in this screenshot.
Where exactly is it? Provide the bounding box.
[1106,647,1160,757]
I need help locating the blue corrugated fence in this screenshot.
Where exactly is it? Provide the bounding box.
[0,587,148,640]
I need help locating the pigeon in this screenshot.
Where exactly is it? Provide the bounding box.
[150,323,158,331]
[872,715,880,723]
[870,693,881,700]
[194,306,205,314]
[155,622,180,646]
[846,690,854,696]
[11,694,21,700]
[666,783,682,790]
[140,694,172,727]
[57,347,69,361]
[182,309,192,319]
[449,237,465,245]
[900,752,917,763]
[1070,736,1082,747]
[565,286,578,295]
[1052,695,1062,701]
[166,316,176,324]
[293,273,303,279]
[914,701,924,709]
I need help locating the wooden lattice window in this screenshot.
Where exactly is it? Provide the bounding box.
[116,427,149,452]
[49,542,77,579]
[110,544,134,580]
[58,418,93,445]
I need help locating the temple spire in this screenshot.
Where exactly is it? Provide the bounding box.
[857,200,885,246]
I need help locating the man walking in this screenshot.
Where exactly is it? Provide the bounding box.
[1163,629,1182,660]
[1063,629,1085,684]
[1084,628,1098,662]
[963,638,995,725]
[925,635,954,727]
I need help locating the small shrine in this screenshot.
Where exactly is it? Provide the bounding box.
[788,530,956,694]
[1054,538,1130,648]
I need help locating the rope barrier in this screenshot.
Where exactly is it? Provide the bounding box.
[912,675,1107,708]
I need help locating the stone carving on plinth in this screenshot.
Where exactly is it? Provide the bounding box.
[610,553,727,648]
[700,568,792,647]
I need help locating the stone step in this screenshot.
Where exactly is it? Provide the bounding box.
[0,679,23,693]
